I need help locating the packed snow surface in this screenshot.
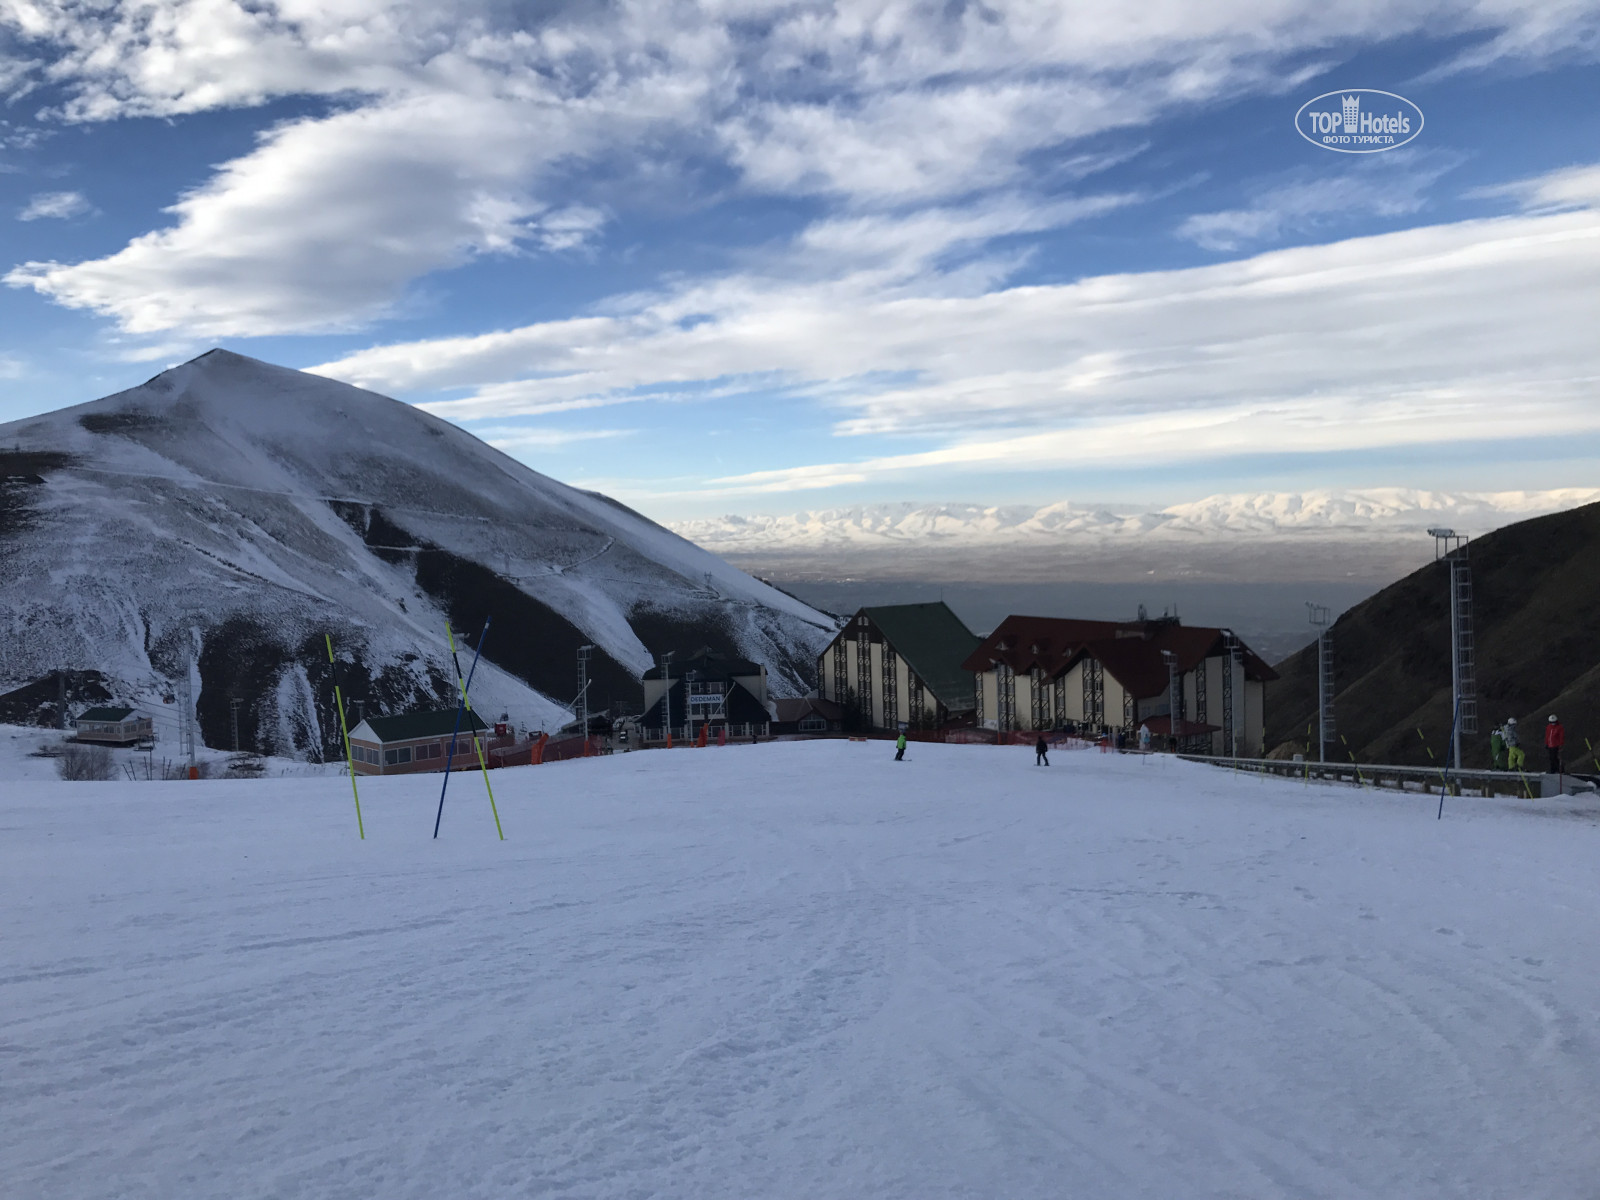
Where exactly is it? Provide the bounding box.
[6,742,1599,1198]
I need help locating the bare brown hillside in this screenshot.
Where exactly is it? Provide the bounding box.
[1266,502,1600,770]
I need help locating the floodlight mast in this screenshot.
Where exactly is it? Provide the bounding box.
[660,651,675,747]
[1161,649,1179,750]
[1306,603,1333,763]
[577,645,594,745]
[1428,529,1475,770]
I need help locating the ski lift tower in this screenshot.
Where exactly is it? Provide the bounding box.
[1306,603,1335,763]
[1427,528,1476,770]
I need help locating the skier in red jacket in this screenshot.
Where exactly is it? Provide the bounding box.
[1545,715,1565,774]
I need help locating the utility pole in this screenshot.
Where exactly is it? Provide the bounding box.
[229,696,242,753]
[577,645,594,741]
[1306,603,1334,764]
[1428,529,1476,770]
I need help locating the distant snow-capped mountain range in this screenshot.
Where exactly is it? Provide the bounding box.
[670,489,1600,582]
[672,489,1600,548]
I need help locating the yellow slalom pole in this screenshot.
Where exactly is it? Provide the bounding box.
[448,624,504,841]
[1418,727,1448,794]
[326,635,364,840]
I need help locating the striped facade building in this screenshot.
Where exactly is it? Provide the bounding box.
[963,615,1276,755]
[817,602,981,732]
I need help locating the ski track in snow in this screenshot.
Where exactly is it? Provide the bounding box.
[4,743,1599,1198]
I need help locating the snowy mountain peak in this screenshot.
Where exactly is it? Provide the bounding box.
[1,353,834,754]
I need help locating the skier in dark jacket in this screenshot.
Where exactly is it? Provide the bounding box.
[1035,735,1049,766]
[1546,715,1565,774]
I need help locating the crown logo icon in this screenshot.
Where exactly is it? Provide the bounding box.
[1341,94,1360,131]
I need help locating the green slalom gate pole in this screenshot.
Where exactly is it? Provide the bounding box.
[326,635,364,840]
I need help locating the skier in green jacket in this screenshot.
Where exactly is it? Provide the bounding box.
[894,732,907,761]
[1490,725,1508,770]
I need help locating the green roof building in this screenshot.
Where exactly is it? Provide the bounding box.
[347,708,490,775]
[818,602,981,731]
[74,706,153,745]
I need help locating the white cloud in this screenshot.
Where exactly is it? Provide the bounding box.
[1177,152,1462,251]
[6,1,1600,336]
[17,189,90,220]
[308,172,1600,491]
[6,92,591,334]
[1473,163,1600,212]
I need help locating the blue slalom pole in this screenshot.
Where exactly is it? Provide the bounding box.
[433,617,491,838]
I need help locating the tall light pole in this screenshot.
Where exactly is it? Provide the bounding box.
[1221,630,1242,759]
[1306,603,1334,763]
[577,644,594,741]
[1161,649,1179,751]
[1428,528,1476,771]
[660,651,675,747]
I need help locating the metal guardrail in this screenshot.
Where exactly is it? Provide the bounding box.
[1176,753,1599,799]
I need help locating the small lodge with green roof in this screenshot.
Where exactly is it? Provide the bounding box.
[818,602,982,731]
[74,706,153,746]
[347,708,491,776]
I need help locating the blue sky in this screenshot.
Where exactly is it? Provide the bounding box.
[1,3,1597,520]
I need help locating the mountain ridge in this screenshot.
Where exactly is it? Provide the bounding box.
[0,350,836,755]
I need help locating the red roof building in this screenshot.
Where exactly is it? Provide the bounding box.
[961,614,1277,755]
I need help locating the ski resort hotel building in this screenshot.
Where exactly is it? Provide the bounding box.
[817,603,1276,755]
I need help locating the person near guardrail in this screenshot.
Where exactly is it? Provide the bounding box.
[1490,724,1507,770]
[1546,715,1565,774]
[1138,723,1151,752]
[1504,718,1525,771]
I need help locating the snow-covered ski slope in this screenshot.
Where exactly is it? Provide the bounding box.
[0,350,834,753]
[6,742,1599,1199]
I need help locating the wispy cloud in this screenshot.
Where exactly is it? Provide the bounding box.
[1470,163,1600,212]
[18,190,91,220]
[310,163,1600,493]
[1176,152,1462,252]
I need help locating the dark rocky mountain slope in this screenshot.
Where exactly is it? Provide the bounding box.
[1266,502,1600,770]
